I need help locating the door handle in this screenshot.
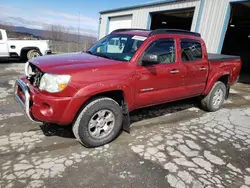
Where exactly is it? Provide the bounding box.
[170,69,179,74]
[200,67,207,71]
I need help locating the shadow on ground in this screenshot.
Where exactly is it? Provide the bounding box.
[39,123,75,138]
[239,72,250,84]
[39,97,200,139]
[0,58,23,64]
[130,97,199,123]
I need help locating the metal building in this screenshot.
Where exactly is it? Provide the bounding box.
[98,0,250,73]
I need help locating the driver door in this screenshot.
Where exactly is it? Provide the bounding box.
[134,38,186,108]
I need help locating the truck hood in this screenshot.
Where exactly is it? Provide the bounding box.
[29,52,121,73]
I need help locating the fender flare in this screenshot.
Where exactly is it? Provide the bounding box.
[20,47,41,57]
[74,79,135,110]
[202,71,231,95]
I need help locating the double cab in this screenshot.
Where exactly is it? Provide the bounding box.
[14,29,242,147]
[0,29,51,61]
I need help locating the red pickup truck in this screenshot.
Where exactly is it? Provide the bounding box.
[15,29,242,147]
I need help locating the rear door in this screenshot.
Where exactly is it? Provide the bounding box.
[0,31,9,57]
[135,38,187,108]
[180,39,208,96]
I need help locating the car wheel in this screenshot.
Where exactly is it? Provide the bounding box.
[27,50,41,60]
[72,97,123,148]
[201,81,226,112]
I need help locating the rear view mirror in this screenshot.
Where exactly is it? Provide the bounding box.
[142,54,159,65]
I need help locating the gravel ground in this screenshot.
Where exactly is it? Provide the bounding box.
[0,60,250,188]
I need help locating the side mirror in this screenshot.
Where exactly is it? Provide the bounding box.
[141,54,159,65]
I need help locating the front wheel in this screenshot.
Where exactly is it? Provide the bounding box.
[72,97,123,148]
[201,81,226,112]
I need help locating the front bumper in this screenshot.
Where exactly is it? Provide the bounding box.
[14,79,41,123]
[14,78,83,125]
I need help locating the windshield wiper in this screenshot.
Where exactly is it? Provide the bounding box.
[95,53,113,60]
[86,51,114,60]
[85,50,94,55]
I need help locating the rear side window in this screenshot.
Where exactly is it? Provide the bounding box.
[181,39,202,62]
[0,32,2,40]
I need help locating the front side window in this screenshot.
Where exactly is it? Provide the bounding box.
[143,39,176,64]
[0,32,2,40]
[88,34,146,62]
[181,39,202,62]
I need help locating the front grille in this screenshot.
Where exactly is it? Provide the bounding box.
[26,63,43,87]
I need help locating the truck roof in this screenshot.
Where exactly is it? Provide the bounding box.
[112,29,151,37]
[112,29,201,37]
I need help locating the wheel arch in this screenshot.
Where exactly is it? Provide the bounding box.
[203,73,230,96]
[87,90,125,106]
[73,88,131,133]
[20,47,41,58]
[218,74,230,85]
[74,80,134,110]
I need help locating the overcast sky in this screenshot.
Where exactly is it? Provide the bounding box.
[0,0,155,36]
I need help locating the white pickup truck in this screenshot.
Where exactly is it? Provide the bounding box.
[0,29,51,61]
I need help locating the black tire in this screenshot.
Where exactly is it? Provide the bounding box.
[27,49,41,60]
[72,97,123,148]
[201,81,227,112]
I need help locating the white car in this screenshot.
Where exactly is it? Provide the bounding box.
[0,29,51,60]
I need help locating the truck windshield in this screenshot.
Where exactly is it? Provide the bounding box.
[87,34,147,62]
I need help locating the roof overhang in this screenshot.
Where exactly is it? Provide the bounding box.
[99,0,185,14]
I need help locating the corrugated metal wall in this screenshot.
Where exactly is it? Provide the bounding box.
[99,0,201,39]
[198,0,230,53]
[99,0,232,53]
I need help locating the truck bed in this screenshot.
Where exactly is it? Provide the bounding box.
[208,53,240,62]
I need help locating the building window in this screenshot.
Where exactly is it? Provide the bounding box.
[181,39,202,62]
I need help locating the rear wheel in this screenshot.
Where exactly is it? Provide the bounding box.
[27,49,41,60]
[72,97,123,148]
[201,81,226,112]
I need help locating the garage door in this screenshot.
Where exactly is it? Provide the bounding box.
[108,15,132,34]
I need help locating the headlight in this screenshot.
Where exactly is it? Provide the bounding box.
[39,73,71,93]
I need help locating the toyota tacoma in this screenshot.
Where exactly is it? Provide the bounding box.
[14,29,242,147]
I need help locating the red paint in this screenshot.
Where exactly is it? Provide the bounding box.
[17,31,242,125]
[202,59,242,95]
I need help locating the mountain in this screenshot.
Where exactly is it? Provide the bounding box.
[14,26,97,43]
[14,26,44,37]
[0,24,97,43]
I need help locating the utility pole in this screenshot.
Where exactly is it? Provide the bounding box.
[78,11,80,51]
[67,28,70,53]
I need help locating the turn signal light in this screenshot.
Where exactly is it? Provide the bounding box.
[58,83,67,91]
